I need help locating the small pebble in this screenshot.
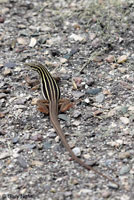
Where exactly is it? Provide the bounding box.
[86,88,102,95]
[95,93,105,103]
[31,134,43,141]
[84,97,90,104]
[2,68,12,76]
[108,182,119,189]
[0,93,7,99]
[31,98,39,105]
[120,117,129,125]
[43,142,52,149]
[73,110,81,118]
[0,152,10,160]
[25,144,36,150]
[4,62,16,68]
[73,91,85,98]
[58,114,68,121]
[102,190,111,198]
[0,16,5,23]
[12,137,19,144]
[119,165,130,175]
[118,152,131,159]
[29,37,37,47]
[64,191,72,197]
[105,55,115,63]
[17,157,27,168]
[117,55,127,64]
[72,147,81,156]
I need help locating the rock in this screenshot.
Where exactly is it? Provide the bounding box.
[58,114,68,121]
[31,160,44,167]
[117,55,127,64]
[50,49,60,57]
[73,91,85,98]
[17,157,27,168]
[4,62,16,68]
[91,38,101,48]
[102,190,111,198]
[14,105,26,109]
[46,36,61,45]
[105,55,115,63]
[12,137,19,144]
[29,37,37,47]
[2,68,12,76]
[84,97,90,104]
[17,37,27,45]
[118,152,131,159]
[14,97,27,105]
[118,67,126,73]
[43,142,52,149]
[78,189,92,195]
[120,117,129,125]
[120,195,130,200]
[69,33,86,42]
[31,98,39,105]
[25,144,36,150]
[111,63,118,69]
[73,110,81,118]
[119,165,130,175]
[0,93,7,99]
[107,139,123,147]
[89,32,96,40]
[120,106,128,114]
[108,182,119,189]
[72,120,81,126]
[64,191,72,197]
[68,141,75,148]
[0,17,5,23]
[0,0,9,3]
[86,88,102,95]
[60,57,67,63]
[72,147,81,156]
[0,152,10,160]
[95,93,105,103]
[31,134,43,141]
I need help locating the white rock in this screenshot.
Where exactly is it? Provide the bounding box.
[120,117,129,124]
[69,33,85,42]
[29,38,37,47]
[72,147,81,156]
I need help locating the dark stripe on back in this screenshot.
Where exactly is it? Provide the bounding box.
[27,63,60,101]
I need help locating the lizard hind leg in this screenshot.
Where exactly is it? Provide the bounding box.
[37,99,49,115]
[58,98,74,113]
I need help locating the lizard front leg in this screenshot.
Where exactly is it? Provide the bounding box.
[37,99,73,114]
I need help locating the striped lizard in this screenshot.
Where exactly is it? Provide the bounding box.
[25,62,118,185]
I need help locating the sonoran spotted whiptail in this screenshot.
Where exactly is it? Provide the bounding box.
[25,62,118,185]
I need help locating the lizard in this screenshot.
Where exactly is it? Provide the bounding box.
[25,62,118,185]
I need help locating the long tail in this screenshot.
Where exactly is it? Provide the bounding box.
[49,105,117,185]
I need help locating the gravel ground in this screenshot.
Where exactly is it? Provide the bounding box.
[0,0,134,199]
